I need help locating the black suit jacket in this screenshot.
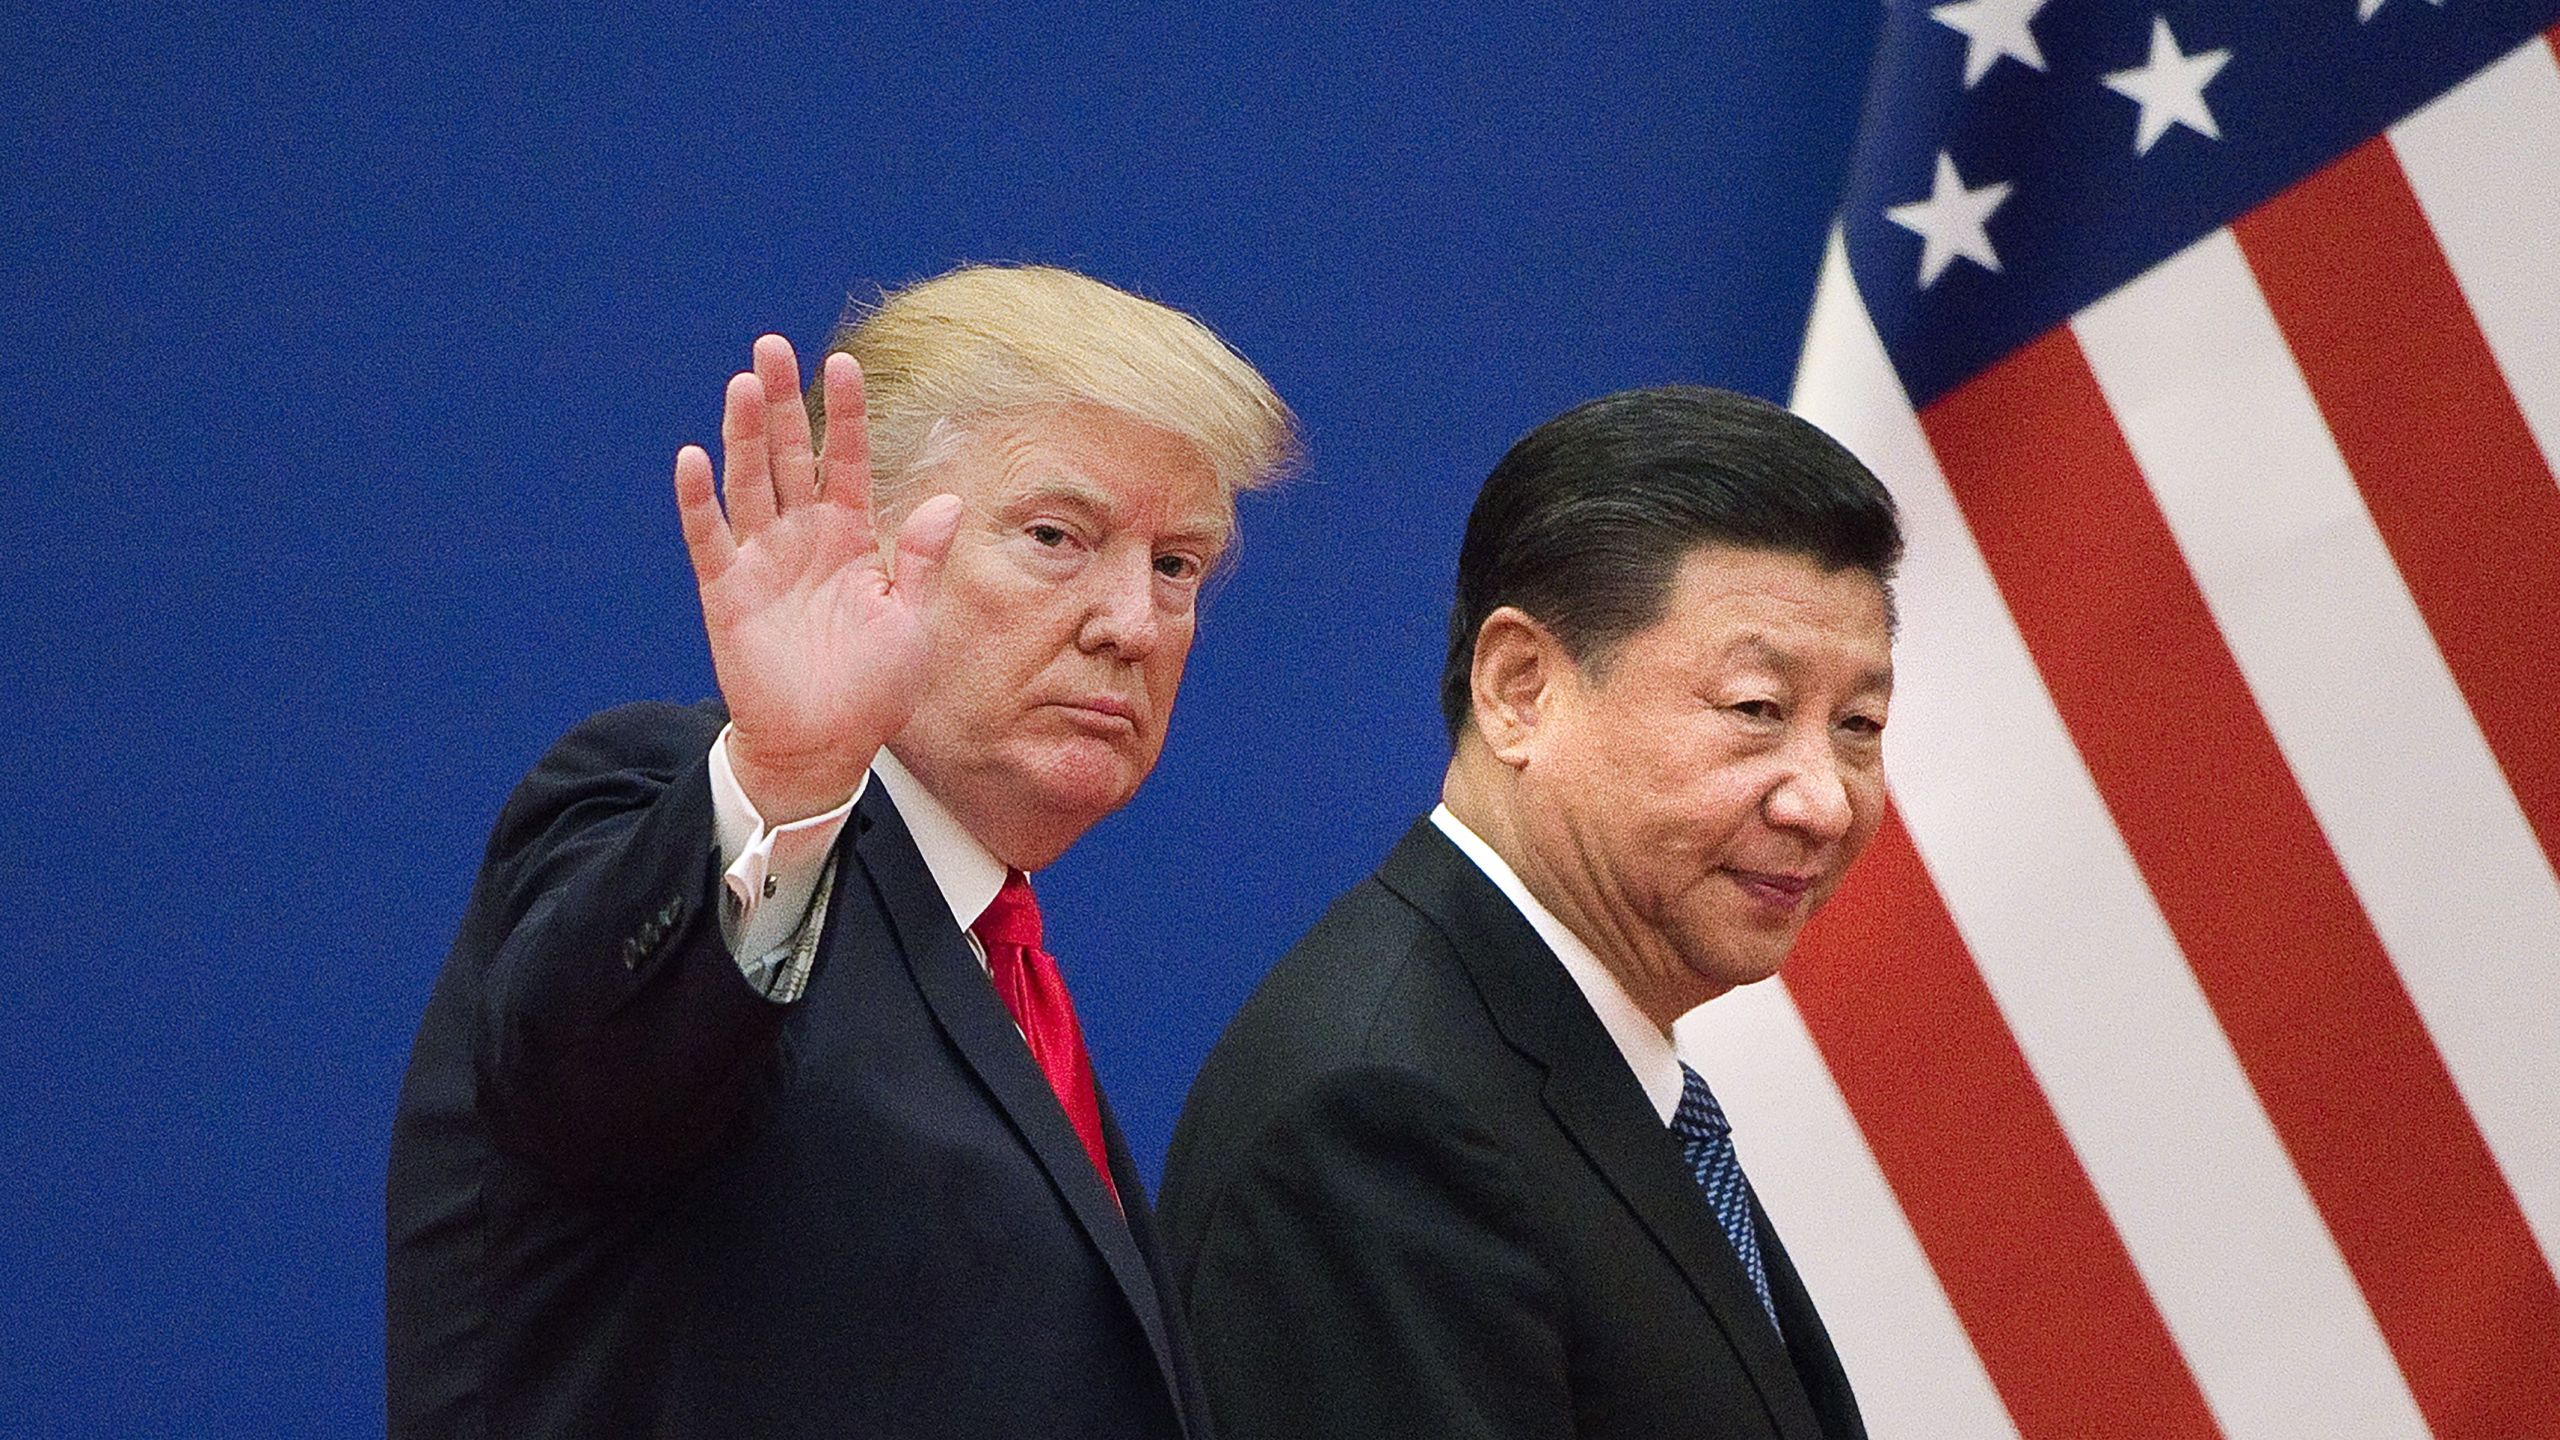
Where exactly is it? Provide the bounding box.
[387,700,1210,1438]
[1158,820,1864,1440]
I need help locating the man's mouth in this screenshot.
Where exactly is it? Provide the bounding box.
[1728,868,1815,910]
[1048,696,1139,732]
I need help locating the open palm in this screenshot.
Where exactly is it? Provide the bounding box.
[673,336,962,822]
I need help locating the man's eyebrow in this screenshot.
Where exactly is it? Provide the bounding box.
[1167,512,1236,553]
[999,478,1116,519]
[1000,478,1234,551]
[1725,633,1894,692]
[1723,634,1796,671]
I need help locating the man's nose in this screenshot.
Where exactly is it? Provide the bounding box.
[1764,735,1854,842]
[1076,546,1161,659]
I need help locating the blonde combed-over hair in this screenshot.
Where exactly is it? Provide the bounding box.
[810,264,1298,518]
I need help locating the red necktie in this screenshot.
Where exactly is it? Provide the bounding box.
[973,870,1119,1207]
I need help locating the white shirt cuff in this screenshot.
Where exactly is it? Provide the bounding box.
[708,724,865,963]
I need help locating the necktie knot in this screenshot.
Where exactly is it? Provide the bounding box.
[1673,1063,1733,1145]
[974,869,1044,950]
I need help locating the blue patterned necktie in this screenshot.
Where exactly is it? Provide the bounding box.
[1673,1062,1779,1332]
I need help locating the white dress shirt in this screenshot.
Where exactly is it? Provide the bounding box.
[1429,804,1685,1126]
[707,725,1008,998]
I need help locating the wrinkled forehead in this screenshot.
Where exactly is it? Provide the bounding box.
[1717,629,1895,696]
[1662,545,1896,677]
[944,404,1236,547]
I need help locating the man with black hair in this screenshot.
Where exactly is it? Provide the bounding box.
[1159,386,1893,1439]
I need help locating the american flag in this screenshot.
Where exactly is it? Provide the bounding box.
[1677,3,2560,1435]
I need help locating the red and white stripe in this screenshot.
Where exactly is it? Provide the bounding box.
[1681,30,2560,1440]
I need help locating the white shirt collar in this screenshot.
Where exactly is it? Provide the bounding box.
[1429,805,1685,1126]
[873,747,1010,933]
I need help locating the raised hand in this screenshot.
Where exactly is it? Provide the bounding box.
[673,336,964,823]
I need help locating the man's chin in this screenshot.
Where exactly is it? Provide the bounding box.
[1016,740,1153,827]
[1675,922,1802,995]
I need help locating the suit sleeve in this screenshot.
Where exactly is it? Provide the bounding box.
[1175,1065,1576,1440]
[464,701,793,1196]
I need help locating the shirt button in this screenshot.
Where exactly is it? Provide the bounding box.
[763,875,778,899]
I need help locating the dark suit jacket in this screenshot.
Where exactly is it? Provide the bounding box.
[387,700,1210,1438]
[1158,820,1864,1440]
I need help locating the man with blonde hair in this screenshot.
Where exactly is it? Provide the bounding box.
[388,264,1294,1438]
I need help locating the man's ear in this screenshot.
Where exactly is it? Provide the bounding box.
[1469,607,1567,767]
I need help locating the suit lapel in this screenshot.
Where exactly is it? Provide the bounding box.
[1376,821,1830,1440]
[1106,1096,1215,1440]
[847,788,1186,1422]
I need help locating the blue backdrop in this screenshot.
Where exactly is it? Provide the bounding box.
[2,4,1882,1432]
